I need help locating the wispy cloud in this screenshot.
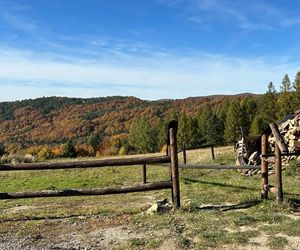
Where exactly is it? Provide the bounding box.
[159,0,300,31]
[0,1,37,32]
[0,45,298,101]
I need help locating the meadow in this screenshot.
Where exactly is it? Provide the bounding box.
[0,146,299,249]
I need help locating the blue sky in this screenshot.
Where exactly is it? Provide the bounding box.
[0,0,300,101]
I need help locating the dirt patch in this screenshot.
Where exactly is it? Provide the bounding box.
[0,214,141,249]
[1,205,36,214]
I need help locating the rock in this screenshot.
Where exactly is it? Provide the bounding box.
[146,198,173,214]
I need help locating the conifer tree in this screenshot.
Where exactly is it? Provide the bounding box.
[240,97,258,134]
[259,82,277,130]
[280,74,292,92]
[197,105,223,145]
[276,74,293,119]
[224,101,243,143]
[292,71,300,110]
[177,113,200,149]
[128,117,157,153]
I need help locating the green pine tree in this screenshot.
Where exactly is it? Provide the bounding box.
[259,82,277,130]
[197,105,223,145]
[292,71,300,110]
[277,74,293,119]
[280,74,292,92]
[128,117,157,153]
[224,101,243,143]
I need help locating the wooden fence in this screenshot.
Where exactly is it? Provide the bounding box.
[260,122,300,204]
[179,144,215,164]
[175,122,296,205]
[0,121,181,208]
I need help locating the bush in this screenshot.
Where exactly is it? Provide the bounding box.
[37,147,53,161]
[119,146,127,155]
[60,140,77,158]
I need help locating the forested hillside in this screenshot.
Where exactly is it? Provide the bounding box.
[0,72,299,160]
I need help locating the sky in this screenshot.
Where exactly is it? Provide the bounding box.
[0,0,300,101]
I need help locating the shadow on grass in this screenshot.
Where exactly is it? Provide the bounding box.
[196,199,262,212]
[288,199,300,212]
[182,177,258,191]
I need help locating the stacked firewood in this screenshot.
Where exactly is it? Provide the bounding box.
[269,110,300,163]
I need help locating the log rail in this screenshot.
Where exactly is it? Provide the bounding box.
[0,121,181,208]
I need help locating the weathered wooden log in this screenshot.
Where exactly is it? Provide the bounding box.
[261,134,268,199]
[0,181,173,199]
[270,122,288,153]
[211,145,215,160]
[169,120,180,208]
[142,163,147,184]
[183,145,187,165]
[264,157,275,164]
[0,155,171,171]
[180,164,260,170]
[275,143,283,204]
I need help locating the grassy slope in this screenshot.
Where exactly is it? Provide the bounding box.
[0,146,299,249]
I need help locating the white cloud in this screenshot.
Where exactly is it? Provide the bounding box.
[0,46,299,101]
[160,0,300,31]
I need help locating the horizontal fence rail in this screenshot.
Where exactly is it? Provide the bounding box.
[0,155,171,171]
[180,164,261,170]
[0,120,181,208]
[0,181,173,199]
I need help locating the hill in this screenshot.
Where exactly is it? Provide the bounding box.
[0,94,259,155]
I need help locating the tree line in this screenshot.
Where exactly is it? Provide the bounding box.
[128,71,300,153]
[0,71,300,160]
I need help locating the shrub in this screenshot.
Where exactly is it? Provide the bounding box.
[119,146,127,155]
[60,140,77,158]
[37,147,53,161]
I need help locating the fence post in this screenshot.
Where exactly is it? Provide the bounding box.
[183,145,187,165]
[261,133,268,199]
[142,163,147,184]
[211,145,215,160]
[169,120,180,208]
[275,143,283,204]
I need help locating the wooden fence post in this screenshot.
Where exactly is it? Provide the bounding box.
[183,145,187,165]
[169,121,180,208]
[211,145,215,160]
[275,143,283,204]
[142,163,147,184]
[261,134,268,199]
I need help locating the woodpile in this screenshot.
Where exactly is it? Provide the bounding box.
[236,110,300,175]
[269,110,300,163]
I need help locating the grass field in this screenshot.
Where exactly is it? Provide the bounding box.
[0,146,299,249]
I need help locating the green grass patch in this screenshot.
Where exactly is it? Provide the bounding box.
[0,146,299,249]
